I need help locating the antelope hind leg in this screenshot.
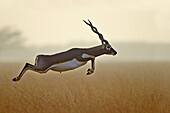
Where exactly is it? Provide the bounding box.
[12,63,48,82]
[13,63,34,82]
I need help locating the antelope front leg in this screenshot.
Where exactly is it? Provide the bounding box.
[87,58,95,75]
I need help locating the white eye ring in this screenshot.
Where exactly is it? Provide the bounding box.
[106,45,111,50]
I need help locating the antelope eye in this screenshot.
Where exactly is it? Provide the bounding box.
[106,45,111,50]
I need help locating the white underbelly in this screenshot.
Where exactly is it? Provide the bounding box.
[50,58,87,72]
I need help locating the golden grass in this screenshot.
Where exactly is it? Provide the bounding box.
[0,62,170,113]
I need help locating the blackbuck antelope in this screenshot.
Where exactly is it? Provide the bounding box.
[13,20,117,82]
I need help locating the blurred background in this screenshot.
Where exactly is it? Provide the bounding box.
[0,0,170,62]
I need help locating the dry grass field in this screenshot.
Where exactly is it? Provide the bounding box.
[0,62,170,113]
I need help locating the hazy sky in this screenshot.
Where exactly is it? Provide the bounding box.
[0,0,170,46]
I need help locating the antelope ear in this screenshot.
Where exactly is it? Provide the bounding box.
[102,44,105,49]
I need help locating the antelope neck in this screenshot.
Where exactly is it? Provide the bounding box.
[84,45,105,57]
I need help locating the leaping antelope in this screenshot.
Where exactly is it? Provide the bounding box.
[13,20,117,82]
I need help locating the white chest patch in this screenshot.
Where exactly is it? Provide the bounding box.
[50,58,87,72]
[82,53,95,59]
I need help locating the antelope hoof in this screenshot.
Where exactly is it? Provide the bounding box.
[12,77,19,82]
[86,68,94,75]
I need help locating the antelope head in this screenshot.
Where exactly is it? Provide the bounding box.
[83,19,117,56]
